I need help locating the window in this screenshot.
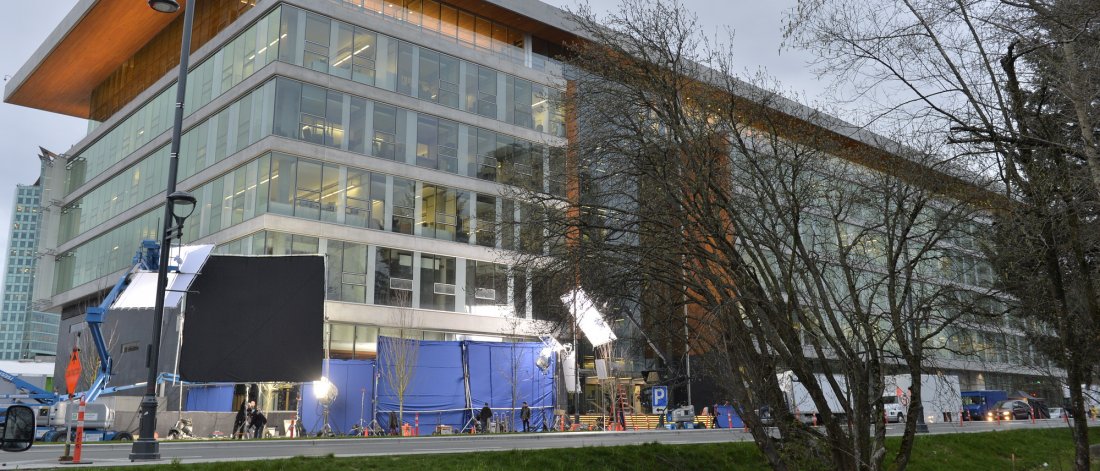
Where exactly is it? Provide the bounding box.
[327,241,368,303]
[465,260,507,314]
[391,177,415,234]
[420,254,456,311]
[325,90,346,149]
[348,97,368,154]
[303,13,331,72]
[345,169,371,229]
[508,76,534,129]
[372,103,400,160]
[475,194,495,248]
[375,247,413,306]
[293,159,339,221]
[331,22,354,79]
[352,27,378,85]
[465,64,498,119]
[420,184,469,242]
[396,41,416,96]
[299,84,326,145]
[418,49,460,108]
[415,115,459,172]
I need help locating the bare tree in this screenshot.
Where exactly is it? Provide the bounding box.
[786,1,1100,468]
[498,314,526,432]
[379,292,420,426]
[503,2,993,470]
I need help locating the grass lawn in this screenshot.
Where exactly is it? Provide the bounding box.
[114,426,1095,471]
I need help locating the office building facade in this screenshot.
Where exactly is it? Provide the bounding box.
[4,0,1056,408]
[0,181,58,360]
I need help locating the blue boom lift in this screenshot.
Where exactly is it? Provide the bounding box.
[0,241,179,442]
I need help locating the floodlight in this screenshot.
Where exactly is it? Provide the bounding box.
[313,377,337,404]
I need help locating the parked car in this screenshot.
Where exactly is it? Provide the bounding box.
[1049,407,1068,419]
[987,400,1031,420]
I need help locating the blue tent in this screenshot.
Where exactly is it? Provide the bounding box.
[466,341,556,430]
[300,359,375,435]
[375,338,467,433]
[714,404,744,428]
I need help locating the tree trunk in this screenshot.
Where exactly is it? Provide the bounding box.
[1066,368,1091,471]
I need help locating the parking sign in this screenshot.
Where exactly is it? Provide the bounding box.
[652,386,668,414]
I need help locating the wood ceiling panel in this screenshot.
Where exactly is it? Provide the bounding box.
[6,1,181,118]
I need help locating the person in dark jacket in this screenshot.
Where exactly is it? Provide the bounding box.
[479,403,493,433]
[248,400,267,439]
[520,402,532,432]
[232,400,249,439]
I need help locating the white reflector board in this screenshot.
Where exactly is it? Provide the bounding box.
[560,289,617,347]
[563,350,578,393]
[112,244,215,310]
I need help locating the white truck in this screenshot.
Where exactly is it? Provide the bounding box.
[777,371,849,424]
[883,374,962,424]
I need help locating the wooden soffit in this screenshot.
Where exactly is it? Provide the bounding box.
[3,0,184,118]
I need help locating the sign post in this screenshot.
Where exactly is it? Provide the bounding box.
[652,386,668,415]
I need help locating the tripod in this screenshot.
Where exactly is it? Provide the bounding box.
[364,371,384,435]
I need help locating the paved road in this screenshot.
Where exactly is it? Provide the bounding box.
[1,418,1078,469]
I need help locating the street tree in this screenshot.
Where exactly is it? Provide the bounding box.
[786,1,1100,468]
[508,2,992,470]
[380,293,420,428]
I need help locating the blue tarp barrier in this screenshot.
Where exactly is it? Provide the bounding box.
[466,341,556,431]
[376,338,467,433]
[184,384,234,412]
[714,404,743,428]
[300,359,375,435]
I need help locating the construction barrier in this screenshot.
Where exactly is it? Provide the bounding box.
[73,397,86,463]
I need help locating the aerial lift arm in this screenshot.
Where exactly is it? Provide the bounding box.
[80,240,161,404]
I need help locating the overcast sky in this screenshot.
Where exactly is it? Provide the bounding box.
[0,0,821,278]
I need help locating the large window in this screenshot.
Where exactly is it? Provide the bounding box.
[328,240,369,303]
[415,115,459,172]
[475,194,495,248]
[345,170,386,229]
[375,247,414,306]
[420,254,457,311]
[466,65,499,119]
[465,260,507,315]
[420,184,469,242]
[303,12,331,72]
[372,103,403,161]
[418,49,460,108]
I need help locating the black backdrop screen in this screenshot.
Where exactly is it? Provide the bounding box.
[179,255,324,382]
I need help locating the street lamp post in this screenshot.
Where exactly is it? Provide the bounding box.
[130,0,196,461]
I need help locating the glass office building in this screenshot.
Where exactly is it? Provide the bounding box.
[3,0,1057,405]
[0,182,58,360]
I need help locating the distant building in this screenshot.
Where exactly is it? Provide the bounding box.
[0,180,57,360]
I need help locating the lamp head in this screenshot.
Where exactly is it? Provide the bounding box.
[167,190,197,221]
[148,0,181,13]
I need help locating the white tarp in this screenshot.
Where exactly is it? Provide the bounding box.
[112,244,215,310]
[560,288,617,347]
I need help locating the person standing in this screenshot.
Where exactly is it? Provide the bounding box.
[479,403,493,433]
[248,400,268,439]
[520,402,532,432]
[232,400,249,439]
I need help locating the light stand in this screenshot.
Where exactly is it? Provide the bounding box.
[313,377,337,437]
[130,1,196,461]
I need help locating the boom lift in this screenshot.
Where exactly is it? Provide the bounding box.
[0,241,179,441]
